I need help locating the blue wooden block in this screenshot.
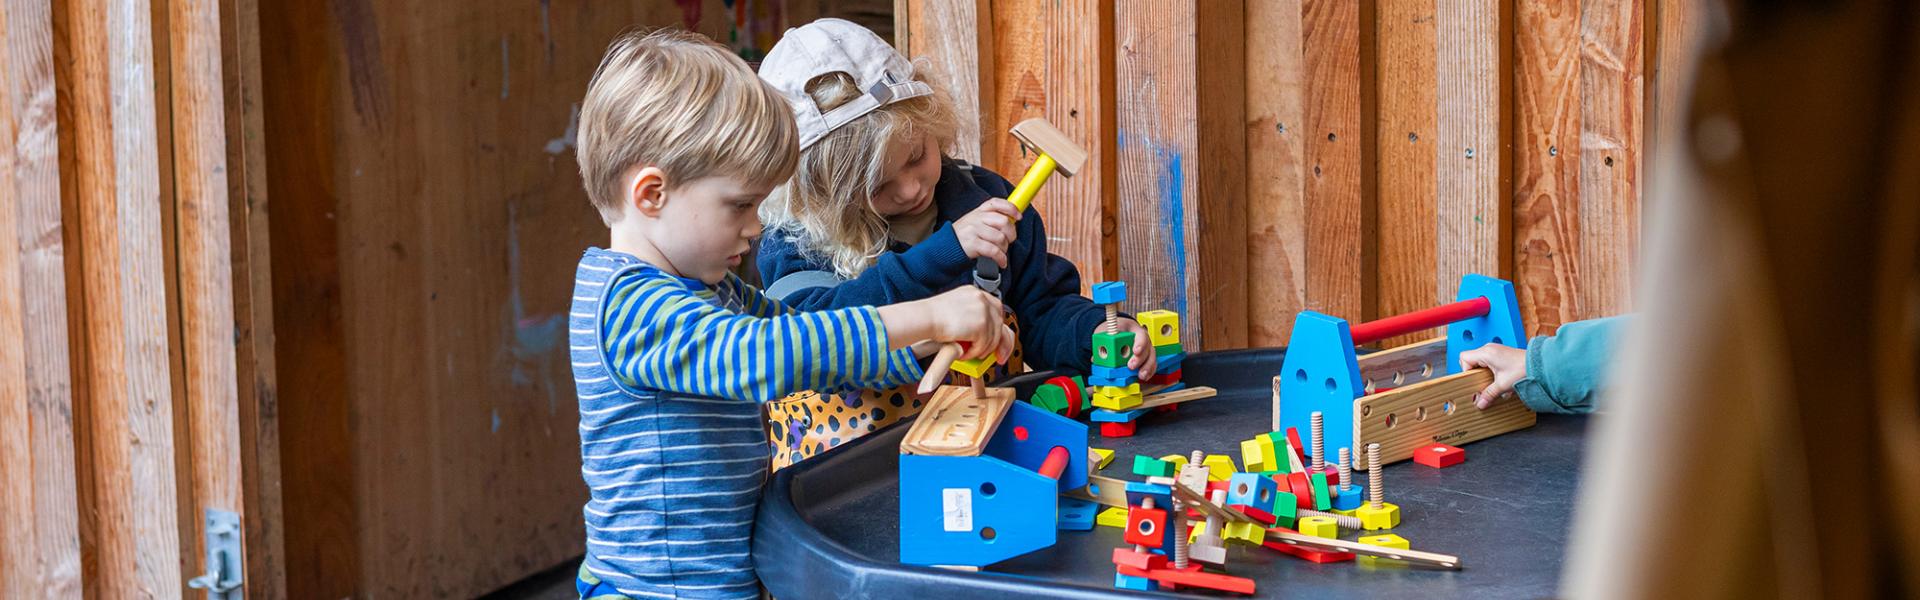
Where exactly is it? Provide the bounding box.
[1114,572,1156,591]
[984,402,1090,492]
[1124,482,1173,508]
[899,454,1056,566]
[1155,351,1184,374]
[1089,407,1148,423]
[1087,373,1137,388]
[1446,274,1528,376]
[1091,281,1128,305]
[1091,364,1135,380]
[1225,472,1280,511]
[1333,483,1366,510]
[1057,498,1096,531]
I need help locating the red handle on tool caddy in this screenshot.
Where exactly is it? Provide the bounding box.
[1347,296,1490,345]
[1037,446,1072,480]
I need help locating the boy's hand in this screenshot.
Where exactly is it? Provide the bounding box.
[952,198,1019,268]
[1115,318,1158,380]
[1459,344,1527,409]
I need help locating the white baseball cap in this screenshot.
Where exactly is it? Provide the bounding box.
[759,18,934,150]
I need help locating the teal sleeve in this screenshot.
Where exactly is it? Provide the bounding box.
[1511,316,1630,414]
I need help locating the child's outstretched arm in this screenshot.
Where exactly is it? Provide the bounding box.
[755,201,1017,310]
[1459,315,1629,414]
[603,272,1010,402]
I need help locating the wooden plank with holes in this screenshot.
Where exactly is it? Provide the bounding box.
[898,0,995,165]
[1136,386,1219,410]
[1375,0,1440,350]
[900,386,1015,456]
[1114,0,1247,349]
[1434,0,1509,324]
[0,0,82,592]
[1576,0,1642,323]
[1355,337,1448,393]
[1513,0,1583,337]
[1244,0,1310,346]
[1068,474,1131,508]
[1266,529,1464,569]
[1352,368,1535,469]
[1302,0,1371,324]
[216,0,286,593]
[54,0,186,593]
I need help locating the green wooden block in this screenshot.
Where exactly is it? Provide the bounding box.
[1270,490,1298,528]
[1030,384,1069,414]
[1091,331,1136,368]
[1310,472,1332,511]
[1154,342,1184,357]
[1132,455,1173,478]
[1072,376,1092,410]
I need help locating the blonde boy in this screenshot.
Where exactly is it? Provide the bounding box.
[568,29,1010,598]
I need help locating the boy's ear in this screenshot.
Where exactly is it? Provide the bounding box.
[627,166,670,216]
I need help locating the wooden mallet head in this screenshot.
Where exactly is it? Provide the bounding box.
[1010,118,1089,177]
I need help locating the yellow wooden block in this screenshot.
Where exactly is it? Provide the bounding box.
[1159,454,1189,472]
[1097,506,1129,529]
[1202,455,1236,481]
[951,354,995,378]
[1357,533,1411,565]
[1222,521,1266,545]
[1299,515,1339,539]
[1093,382,1141,397]
[1357,502,1401,531]
[1091,391,1143,411]
[1136,310,1181,346]
[1332,507,1359,518]
[1240,439,1269,473]
[1091,447,1116,469]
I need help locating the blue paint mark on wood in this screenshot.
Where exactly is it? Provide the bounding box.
[1158,154,1189,319]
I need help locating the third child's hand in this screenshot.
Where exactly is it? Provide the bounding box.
[951,199,1019,268]
[1459,344,1527,409]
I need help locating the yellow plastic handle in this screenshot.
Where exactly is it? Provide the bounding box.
[1006,153,1058,213]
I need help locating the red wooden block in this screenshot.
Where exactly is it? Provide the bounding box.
[1262,528,1355,563]
[1147,369,1182,386]
[1286,427,1306,462]
[1287,473,1314,509]
[1413,443,1466,468]
[1208,479,1230,496]
[1125,506,1169,548]
[1100,421,1138,437]
[1147,564,1256,595]
[1048,376,1082,419]
[1228,504,1278,526]
[1112,548,1167,571]
[1310,465,1340,487]
[1154,402,1178,414]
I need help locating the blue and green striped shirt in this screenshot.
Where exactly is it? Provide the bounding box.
[570,248,923,598]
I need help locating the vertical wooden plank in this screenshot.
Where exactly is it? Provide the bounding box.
[216,0,285,593]
[1244,0,1308,346]
[0,0,83,594]
[1115,0,1247,349]
[898,0,995,165]
[52,0,186,594]
[1374,0,1437,345]
[988,0,1115,289]
[164,0,258,594]
[1577,0,1642,322]
[1434,0,1507,321]
[1301,0,1371,322]
[1513,0,1581,337]
[1646,0,1701,177]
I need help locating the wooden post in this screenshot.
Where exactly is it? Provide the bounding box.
[1244,0,1310,346]
[1,0,84,595]
[897,0,995,165]
[53,0,186,594]
[1114,0,1248,349]
[1302,0,1372,327]
[1375,0,1439,348]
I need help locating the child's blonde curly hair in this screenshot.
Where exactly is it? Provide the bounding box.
[758,63,960,279]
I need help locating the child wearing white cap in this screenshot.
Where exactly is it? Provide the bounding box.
[754,19,1158,467]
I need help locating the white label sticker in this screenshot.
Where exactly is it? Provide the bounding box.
[942,488,973,532]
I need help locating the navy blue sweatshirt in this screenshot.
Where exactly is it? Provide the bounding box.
[756,160,1107,373]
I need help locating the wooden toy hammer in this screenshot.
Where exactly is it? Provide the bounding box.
[1005,118,1090,212]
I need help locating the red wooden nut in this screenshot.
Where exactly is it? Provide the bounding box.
[1228,504,1278,527]
[1047,376,1083,419]
[1100,421,1138,438]
[1287,473,1315,509]
[1124,506,1169,548]
[1286,428,1307,463]
[1413,443,1466,468]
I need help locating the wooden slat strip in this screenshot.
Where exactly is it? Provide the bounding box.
[1039,0,1115,287]
[1576,0,1643,322]
[1513,0,1583,336]
[1114,0,1247,349]
[54,0,186,593]
[1353,369,1536,469]
[1301,0,1370,323]
[0,0,83,593]
[1434,0,1507,318]
[1375,0,1439,349]
[1244,0,1309,346]
[1355,336,1448,393]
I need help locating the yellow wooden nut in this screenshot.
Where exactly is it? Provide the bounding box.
[1097,506,1129,529]
[1091,390,1143,411]
[1331,507,1359,518]
[1136,310,1182,346]
[1357,502,1401,531]
[1222,521,1267,545]
[1357,533,1410,565]
[1090,447,1116,470]
[1202,455,1237,481]
[1298,515,1339,539]
[951,354,995,378]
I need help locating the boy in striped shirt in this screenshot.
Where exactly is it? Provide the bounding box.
[568,29,1014,598]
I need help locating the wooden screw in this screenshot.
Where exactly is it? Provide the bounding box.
[1367,443,1384,509]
